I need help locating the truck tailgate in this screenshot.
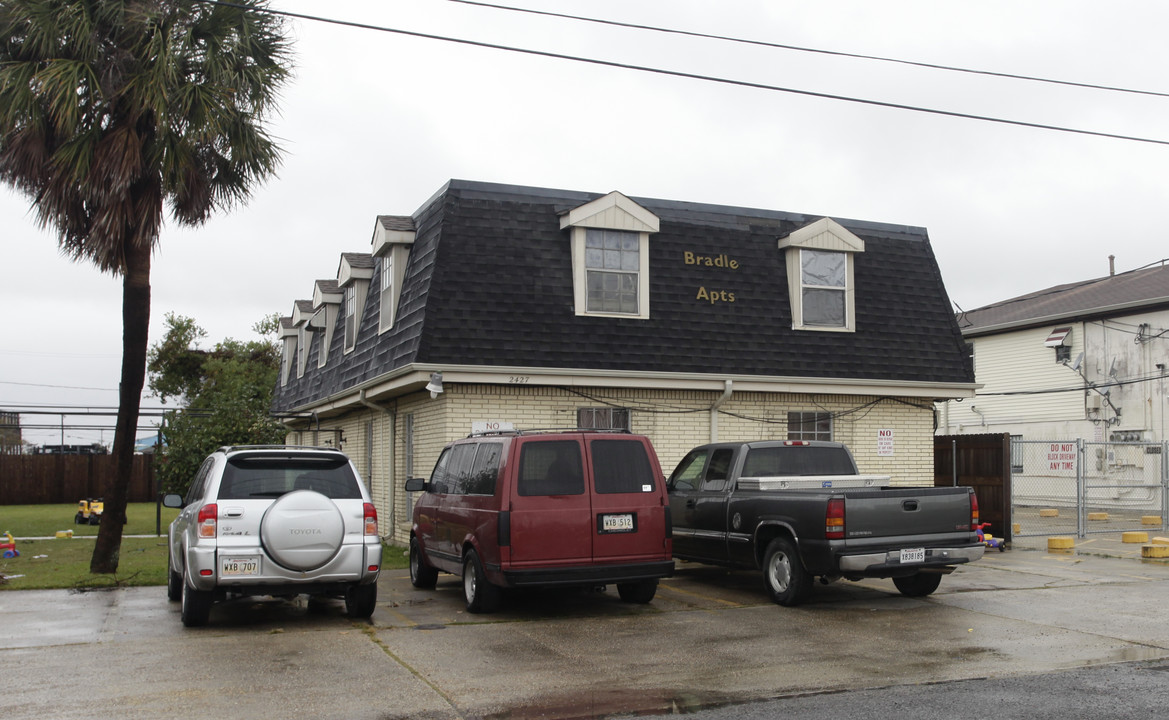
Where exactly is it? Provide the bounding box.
[843,487,973,541]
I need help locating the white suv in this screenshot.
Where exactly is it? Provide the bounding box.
[163,446,382,627]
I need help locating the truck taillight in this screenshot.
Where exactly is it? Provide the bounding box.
[198,504,217,538]
[970,492,980,531]
[825,498,845,540]
[363,503,379,537]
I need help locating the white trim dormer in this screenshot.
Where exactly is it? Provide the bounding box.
[371,215,415,333]
[312,279,342,367]
[337,253,374,354]
[560,191,659,319]
[290,299,314,378]
[279,316,296,386]
[778,218,865,333]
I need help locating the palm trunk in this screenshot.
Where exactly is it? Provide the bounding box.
[91,240,151,574]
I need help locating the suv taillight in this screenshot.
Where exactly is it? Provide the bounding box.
[825,498,845,540]
[363,503,378,537]
[198,503,217,538]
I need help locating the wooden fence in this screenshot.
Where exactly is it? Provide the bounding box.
[934,432,1011,542]
[0,454,156,505]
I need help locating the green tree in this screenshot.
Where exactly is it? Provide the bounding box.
[150,313,286,494]
[0,0,291,572]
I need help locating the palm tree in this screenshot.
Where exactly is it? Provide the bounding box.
[0,0,292,572]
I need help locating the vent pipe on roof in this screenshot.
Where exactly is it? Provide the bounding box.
[1109,255,1115,276]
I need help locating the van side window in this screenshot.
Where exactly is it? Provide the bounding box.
[518,441,584,496]
[429,448,453,494]
[591,439,655,494]
[668,450,708,491]
[446,444,479,495]
[466,442,502,495]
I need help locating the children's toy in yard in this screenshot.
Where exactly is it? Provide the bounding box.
[75,498,104,525]
[1,531,18,558]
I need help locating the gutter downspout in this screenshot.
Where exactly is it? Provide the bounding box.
[359,389,397,540]
[710,380,734,443]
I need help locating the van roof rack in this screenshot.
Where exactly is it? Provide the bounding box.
[466,427,632,438]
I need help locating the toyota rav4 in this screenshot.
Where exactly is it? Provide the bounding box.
[164,445,382,627]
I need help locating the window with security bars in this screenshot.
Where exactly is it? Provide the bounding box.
[344,285,356,350]
[577,407,631,432]
[787,411,832,441]
[585,229,639,314]
[378,254,394,332]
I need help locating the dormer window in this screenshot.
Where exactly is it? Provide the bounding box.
[337,252,374,354]
[561,191,659,319]
[585,229,640,314]
[371,215,415,334]
[778,218,864,332]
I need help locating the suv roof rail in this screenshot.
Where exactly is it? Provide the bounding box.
[218,444,344,454]
[465,427,633,438]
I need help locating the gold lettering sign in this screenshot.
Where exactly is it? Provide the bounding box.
[684,251,740,269]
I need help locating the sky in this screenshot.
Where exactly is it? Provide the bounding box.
[3,0,1168,448]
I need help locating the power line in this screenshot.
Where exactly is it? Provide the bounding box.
[0,380,117,391]
[451,0,1169,100]
[195,0,1169,148]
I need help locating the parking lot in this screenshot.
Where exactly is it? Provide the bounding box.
[4,542,1169,719]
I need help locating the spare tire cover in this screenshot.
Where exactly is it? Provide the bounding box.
[261,490,346,571]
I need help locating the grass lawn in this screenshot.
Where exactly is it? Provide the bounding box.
[0,502,406,591]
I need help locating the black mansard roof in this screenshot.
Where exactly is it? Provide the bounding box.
[273,180,973,411]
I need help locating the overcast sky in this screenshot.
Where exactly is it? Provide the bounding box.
[3,0,1168,447]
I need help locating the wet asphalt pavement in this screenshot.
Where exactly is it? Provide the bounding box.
[3,540,1169,719]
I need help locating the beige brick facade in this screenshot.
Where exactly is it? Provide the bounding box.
[288,384,935,545]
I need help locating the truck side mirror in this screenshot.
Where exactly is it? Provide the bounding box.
[404,477,429,492]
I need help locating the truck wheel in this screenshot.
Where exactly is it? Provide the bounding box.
[463,549,501,614]
[763,537,812,606]
[180,577,213,627]
[345,583,378,619]
[617,579,658,604]
[410,537,438,589]
[893,572,942,597]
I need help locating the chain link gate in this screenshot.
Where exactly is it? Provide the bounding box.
[1011,439,1168,538]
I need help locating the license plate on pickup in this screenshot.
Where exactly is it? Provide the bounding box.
[599,513,636,534]
[900,548,926,564]
[220,556,260,576]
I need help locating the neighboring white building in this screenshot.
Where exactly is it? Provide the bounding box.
[938,260,1169,447]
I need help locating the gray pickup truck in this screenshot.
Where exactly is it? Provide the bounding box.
[667,440,984,606]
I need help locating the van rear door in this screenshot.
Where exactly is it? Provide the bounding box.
[587,437,669,565]
[507,437,592,567]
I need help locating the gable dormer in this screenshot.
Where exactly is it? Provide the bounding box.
[290,299,314,378]
[337,253,374,353]
[778,218,865,332]
[278,315,296,386]
[560,192,659,319]
[371,215,416,333]
[312,279,342,367]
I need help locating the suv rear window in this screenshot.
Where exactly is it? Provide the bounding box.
[591,439,656,494]
[218,455,362,500]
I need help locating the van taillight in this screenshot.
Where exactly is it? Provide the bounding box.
[198,504,217,538]
[363,503,379,537]
[825,498,845,540]
[970,491,980,531]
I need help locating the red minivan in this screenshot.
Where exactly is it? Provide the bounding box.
[405,430,674,613]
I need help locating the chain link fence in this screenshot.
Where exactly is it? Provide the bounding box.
[1011,439,1168,538]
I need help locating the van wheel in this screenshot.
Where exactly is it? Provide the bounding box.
[410,537,438,589]
[617,579,658,604]
[463,549,501,614]
[763,537,812,606]
[345,583,378,619]
[180,578,213,628]
[892,572,942,597]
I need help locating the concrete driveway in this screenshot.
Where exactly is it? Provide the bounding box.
[3,544,1169,719]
